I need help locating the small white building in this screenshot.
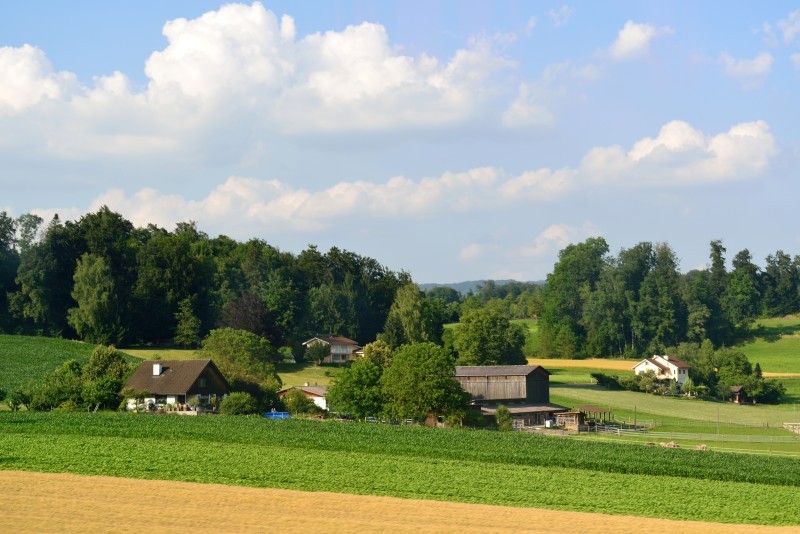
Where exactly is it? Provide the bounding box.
[632,354,691,385]
[277,385,329,410]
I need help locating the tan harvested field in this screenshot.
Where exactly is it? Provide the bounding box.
[2,471,797,534]
[528,358,637,371]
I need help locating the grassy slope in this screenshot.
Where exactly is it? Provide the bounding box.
[1,413,799,525]
[738,316,800,374]
[550,384,794,426]
[0,335,96,392]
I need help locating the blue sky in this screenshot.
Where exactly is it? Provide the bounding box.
[2,2,799,282]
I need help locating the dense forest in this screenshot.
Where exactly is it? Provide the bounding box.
[2,208,800,361]
[0,208,409,352]
[538,238,798,358]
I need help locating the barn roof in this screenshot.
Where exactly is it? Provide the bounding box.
[124,359,228,395]
[455,365,549,377]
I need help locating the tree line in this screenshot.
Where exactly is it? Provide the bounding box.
[538,237,800,359]
[0,208,409,351]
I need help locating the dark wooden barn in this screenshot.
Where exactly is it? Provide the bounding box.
[455,365,567,427]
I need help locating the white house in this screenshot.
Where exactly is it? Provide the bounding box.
[302,335,361,363]
[278,385,328,410]
[632,355,692,385]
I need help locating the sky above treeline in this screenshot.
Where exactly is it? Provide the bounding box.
[2,2,799,283]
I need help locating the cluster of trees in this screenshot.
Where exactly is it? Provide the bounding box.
[7,345,132,411]
[326,341,471,423]
[591,342,785,404]
[424,280,543,324]
[539,238,800,358]
[0,208,408,351]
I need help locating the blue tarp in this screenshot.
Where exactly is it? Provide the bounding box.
[264,411,291,419]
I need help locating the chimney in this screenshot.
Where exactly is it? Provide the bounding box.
[153,363,163,376]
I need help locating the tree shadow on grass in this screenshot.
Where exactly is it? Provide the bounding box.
[737,321,800,344]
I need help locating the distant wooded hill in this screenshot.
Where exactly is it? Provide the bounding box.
[420,279,543,295]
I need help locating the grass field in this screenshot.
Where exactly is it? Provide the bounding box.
[119,347,201,360]
[738,316,800,374]
[0,335,96,392]
[276,362,343,386]
[1,412,800,525]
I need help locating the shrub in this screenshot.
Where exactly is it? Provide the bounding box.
[219,392,259,415]
[591,372,622,390]
[495,404,513,432]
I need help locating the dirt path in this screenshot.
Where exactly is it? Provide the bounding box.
[2,471,796,533]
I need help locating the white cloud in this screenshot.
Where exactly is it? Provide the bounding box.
[521,223,598,258]
[549,6,573,27]
[580,120,776,186]
[791,53,800,71]
[0,44,78,114]
[721,52,773,86]
[777,10,800,44]
[0,2,519,160]
[609,21,674,61]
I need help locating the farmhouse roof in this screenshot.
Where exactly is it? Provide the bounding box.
[455,365,550,377]
[124,359,228,395]
[633,358,669,372]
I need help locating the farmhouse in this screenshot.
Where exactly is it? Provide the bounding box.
[632,354,691,385]
[123,359,229,411]
[278,384,329,410]
[302,335,361,363]
[455,365,568,427]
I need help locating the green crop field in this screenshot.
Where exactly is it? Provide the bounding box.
[1,412,799,525]
[738,316,800,374]
[0,335,96,392]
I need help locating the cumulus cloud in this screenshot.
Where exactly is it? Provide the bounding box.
[580,120,776,186]
[0,2,519,160]
[79,166,573,235]
[521,223,598,258]
[0,44,78,114]
[721,52,773,87]
[609,21,674,61]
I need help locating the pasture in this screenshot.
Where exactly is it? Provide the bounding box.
[1,412,800,525]
[0,335,95,392]
[738,316,800,374]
